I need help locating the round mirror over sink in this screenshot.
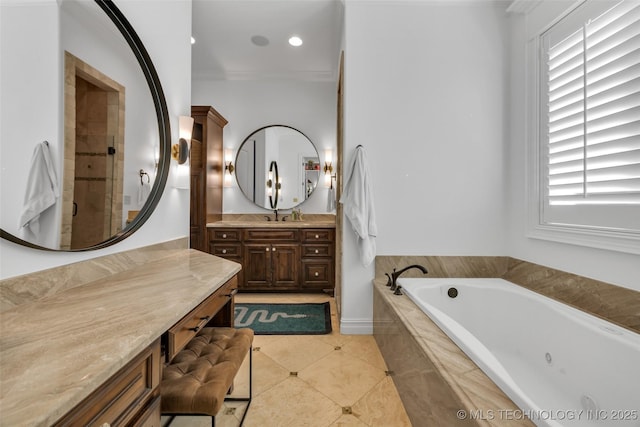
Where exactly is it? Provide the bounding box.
[0,0,171,251]
[235,125,321,211]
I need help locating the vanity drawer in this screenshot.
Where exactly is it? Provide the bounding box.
[166,276,237,361]
[301,260,333,287]
[301,229,334,242]
[244,228,298,241]
[54,339,161,427]
[301,244,333,258]
[210,243,242,257]
[210,228,241,241]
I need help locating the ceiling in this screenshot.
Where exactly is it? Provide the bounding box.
[191,0,344,82]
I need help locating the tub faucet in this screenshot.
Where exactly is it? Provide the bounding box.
[390,264,429,292]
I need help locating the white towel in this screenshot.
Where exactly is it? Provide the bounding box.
[138,182,151,207]
[339,145,377,266]
[19,141,59,240]
[326,186,336,212]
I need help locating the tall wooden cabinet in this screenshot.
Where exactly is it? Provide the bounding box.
[190,106,227,252]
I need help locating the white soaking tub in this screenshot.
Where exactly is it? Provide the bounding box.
[397,278,640,427]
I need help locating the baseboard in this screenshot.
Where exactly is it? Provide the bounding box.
[339,318,373,335]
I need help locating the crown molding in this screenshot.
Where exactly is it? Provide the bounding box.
[506,0,542,14]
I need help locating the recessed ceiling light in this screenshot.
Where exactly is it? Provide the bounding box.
[288,36,303,47]
[251,35,270,47]
[191,36,195,45]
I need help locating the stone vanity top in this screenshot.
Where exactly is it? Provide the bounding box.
[207,220,335,229]
[0,249,240,427]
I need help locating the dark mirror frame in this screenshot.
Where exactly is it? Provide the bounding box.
[0,0,171,252]
[235,125,320,211]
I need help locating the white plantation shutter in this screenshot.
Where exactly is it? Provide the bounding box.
[541,0,640,233]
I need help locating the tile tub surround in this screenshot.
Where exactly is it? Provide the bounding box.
[0,249,240,427]
[0,238,187,313]
[376,256,510,280]
[373,280,534,427]
[376,256,640,334]
[502,258,640,333]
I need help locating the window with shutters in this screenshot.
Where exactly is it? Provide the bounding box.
[532,0,640,253]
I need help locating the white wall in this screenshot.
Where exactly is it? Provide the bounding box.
[0,0,193,279]
[1,1,62,249]
[190,79,337,215]
[341,0,509,333]
[506,2,640,291]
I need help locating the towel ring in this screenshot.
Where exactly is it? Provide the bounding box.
[139,169,150,185]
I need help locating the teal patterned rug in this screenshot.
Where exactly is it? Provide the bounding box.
[234,302,331,335]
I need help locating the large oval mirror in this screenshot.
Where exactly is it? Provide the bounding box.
[235,125,320,210]
[0,0,170,251]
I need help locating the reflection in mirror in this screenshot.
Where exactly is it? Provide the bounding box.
[266,160,280,209]
[235,126,320,210]
[0,0,170,251]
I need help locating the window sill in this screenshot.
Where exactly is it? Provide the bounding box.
[527,223,640,255]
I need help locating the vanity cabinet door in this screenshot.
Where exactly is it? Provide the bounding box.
[271,244,299,287]
[243,243,272,288]
[301,260,333,288]
[243,243,299,289]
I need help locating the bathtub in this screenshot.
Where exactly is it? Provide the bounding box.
[397,278,640,427]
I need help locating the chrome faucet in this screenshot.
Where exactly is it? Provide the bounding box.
[390,264,429,294]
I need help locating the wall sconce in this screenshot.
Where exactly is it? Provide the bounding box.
[324,149,336,188]
[172,115,194,189]
[224,149,234,187]
[172,115,194,165]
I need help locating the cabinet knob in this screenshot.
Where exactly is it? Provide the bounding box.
[315,249,319,254]
[314,272,319,276]
[315,234,319,239]
[266,248,270,252]
[222,249,227,254]
[222,234,227,238]
[273,247,277,251]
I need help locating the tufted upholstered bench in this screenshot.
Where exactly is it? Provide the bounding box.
[161,327,254,426]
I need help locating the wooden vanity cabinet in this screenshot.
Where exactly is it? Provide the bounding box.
[53,339,161,427]
[53,275,238,427]
[208,226,335,292]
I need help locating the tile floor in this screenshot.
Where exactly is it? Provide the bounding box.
[163,293,412,427]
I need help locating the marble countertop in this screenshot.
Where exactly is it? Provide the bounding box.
[0,249,241,427]
[207,220,335,228]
